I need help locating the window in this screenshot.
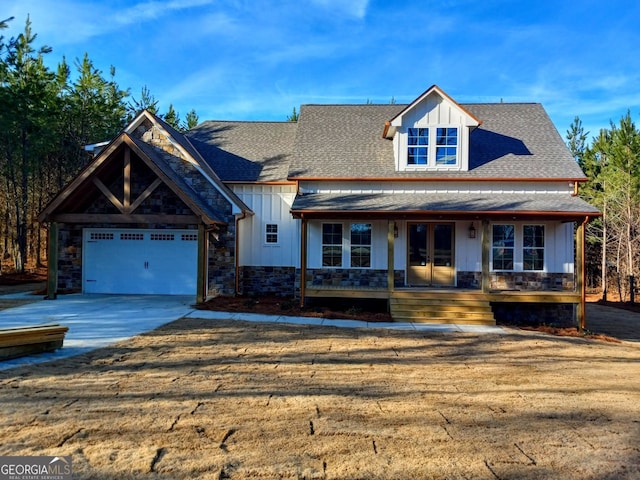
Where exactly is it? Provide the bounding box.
[492,225,514,270]
[265,224,278,244]
[150,233,175,241]
[408,128,429,165]
[435,127,458,165]
[406,127,458,168]
[322,223,343,266]
[523,225,545,271]
[121,233,144,241]
[90,232,114,240]
[350,223,371,268]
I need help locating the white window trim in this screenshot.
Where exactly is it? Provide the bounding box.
[320,222,373,269]
[491,224,515,272]
[264,223,280,246]
[523,224,546,272]
[350,222,372,269]
[321,222,344,267]
[490,224,547,273]
[401,125,461,171]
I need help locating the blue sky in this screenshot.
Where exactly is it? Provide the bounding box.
[5,0,640,141]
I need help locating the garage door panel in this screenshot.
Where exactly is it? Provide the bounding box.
[83,229,198,295]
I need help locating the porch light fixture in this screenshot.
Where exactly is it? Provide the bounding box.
[394,222,399,238]
[468,222,476,239]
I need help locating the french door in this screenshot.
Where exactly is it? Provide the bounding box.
[407,223,455,286]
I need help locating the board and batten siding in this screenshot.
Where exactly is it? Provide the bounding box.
[299,180,575,195]
[393,95,473,172]
[232,184,300,267]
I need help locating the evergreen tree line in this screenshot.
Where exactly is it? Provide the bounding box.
[567,112,640,301]
[0,17,198,273]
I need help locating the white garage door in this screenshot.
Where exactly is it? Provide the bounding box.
[83,228,199,295]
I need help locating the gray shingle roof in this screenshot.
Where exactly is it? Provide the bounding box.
[187,121,298,182]
[287,103,586,180]
[291,192,600,216]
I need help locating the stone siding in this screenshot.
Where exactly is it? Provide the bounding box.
[56,224,84,292]
[457,271,482,289]
[490,272,574,291]
[207,225,236,296]
[306,268,390,289]
[239,266,297,297]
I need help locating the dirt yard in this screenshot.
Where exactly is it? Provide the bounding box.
[0,317,638,479]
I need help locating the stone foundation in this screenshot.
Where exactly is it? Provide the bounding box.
[457,271,482,289]
[490,272,574,291]
[305,268,389,288]
[240,266,297,297]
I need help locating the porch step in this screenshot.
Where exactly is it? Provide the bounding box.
[389,291,496,325]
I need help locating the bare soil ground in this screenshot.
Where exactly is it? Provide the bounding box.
[1,317,639,479]
[1,276,639,478]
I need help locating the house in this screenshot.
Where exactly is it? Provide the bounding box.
[38,85,600,327]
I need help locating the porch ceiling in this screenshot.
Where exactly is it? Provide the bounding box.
[291,192,601,220]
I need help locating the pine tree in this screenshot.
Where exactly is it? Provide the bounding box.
[287,107,298,122]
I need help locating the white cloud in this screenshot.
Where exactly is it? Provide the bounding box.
[309,0,369,19]
[112,0,215,27]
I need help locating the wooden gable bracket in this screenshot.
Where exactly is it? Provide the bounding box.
[92,147,164,216]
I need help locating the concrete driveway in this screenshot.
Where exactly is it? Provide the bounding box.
[0,294,196,370]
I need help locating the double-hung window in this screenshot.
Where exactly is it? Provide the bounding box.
[492,225,515,271]
[523,225,545,271]
[322,223,343,267]
[435,128,458,166]
[408,128,429,165]
[265,224,278,244]
[350,223,371,268]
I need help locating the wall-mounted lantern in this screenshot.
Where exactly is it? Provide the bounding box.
[394,222,399,238]
[468,222,476,239]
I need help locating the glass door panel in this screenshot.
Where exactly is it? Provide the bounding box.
[406,223,455,286]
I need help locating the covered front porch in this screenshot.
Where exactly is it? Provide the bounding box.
[296,215,591,328]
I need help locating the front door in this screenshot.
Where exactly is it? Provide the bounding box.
[407,223,455,286]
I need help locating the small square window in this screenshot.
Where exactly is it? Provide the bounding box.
[265,224,278,244]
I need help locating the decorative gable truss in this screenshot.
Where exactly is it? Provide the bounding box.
[383,85,482,172]
[39,110,250,226]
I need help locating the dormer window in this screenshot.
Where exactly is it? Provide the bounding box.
[436,127,458,166]
[408,128,429,165]
[405,126,459,169]
[386,85,481,173]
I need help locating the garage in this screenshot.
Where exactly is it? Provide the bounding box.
[83,228,199,295]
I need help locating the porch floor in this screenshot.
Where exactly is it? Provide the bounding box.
[305,286,580,302]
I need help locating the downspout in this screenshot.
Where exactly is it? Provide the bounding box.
[235,211,248,295]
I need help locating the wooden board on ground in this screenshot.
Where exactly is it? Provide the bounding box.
[0,323,68,360]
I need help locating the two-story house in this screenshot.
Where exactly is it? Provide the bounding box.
[38,85,599,326]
